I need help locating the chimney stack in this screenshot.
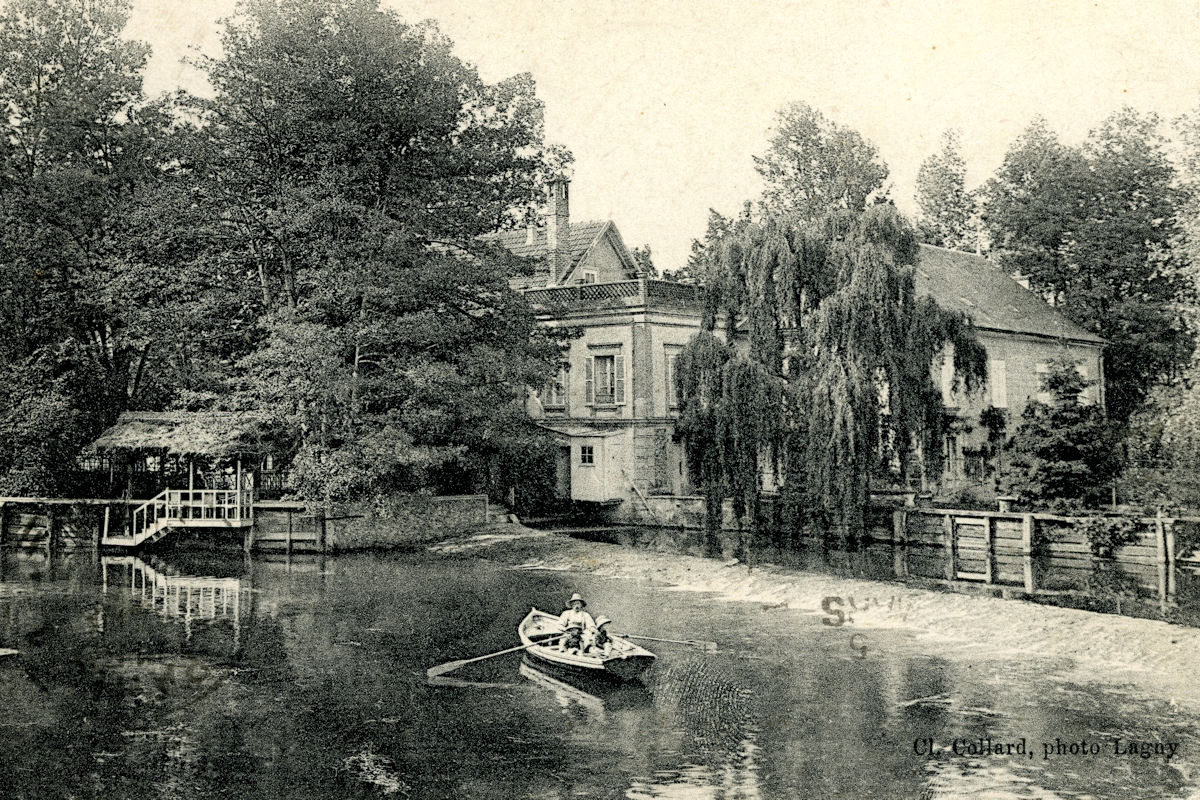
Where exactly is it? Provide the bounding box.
[546,177,570,284]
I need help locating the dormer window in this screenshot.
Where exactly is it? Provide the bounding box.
[579,270,597,284]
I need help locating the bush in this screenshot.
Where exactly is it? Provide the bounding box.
[1076,515,1141,558]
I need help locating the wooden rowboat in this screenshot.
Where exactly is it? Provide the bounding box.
[518,608,656,681]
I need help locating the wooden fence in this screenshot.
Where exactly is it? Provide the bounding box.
[889,507,1184,596]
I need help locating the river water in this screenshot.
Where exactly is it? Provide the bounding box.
[0,543,1197,799]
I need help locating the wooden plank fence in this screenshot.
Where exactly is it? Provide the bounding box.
[890,507,1183,594]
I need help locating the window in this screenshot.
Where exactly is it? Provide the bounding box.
[585,350,625,406]
[580,445,594,465]
[541,363,568,408]
[989,359,1008,408]
[664,347,682,410]
[580,270,598,284]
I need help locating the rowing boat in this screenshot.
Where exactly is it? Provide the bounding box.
[518,608,656,681]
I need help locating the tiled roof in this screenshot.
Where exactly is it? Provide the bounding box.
[483,220,611,289]
[914,245,1104,345]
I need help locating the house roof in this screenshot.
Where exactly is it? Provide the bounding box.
[484,220,626,289]
[914,244,1105,345]
[89,411,268,457]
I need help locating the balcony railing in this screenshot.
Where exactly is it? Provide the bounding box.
[524,279,705,311]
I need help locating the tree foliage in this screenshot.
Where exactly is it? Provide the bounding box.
[0,0,569,504]
[169,0,567,504]
[980,112,1192,424]
[1000,360,1123,507]
[676,204,987,539]
[754,101,890,219]
[0,0,165,493]
[915,129,979,251]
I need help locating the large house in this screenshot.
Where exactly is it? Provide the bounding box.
[499,180,1104,515]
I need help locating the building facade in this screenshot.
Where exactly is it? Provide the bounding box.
[501,182,1105,512]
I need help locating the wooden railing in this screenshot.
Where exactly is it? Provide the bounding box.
[128,487,254,544]
[164,489,253,522]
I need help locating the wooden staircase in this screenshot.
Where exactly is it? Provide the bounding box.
[102,488,254,549]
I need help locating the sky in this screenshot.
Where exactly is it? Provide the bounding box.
[125,0,1200,271]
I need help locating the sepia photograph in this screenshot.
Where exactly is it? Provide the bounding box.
[2,0,1200,797]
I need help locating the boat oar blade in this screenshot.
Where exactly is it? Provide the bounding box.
[426,658,475,679]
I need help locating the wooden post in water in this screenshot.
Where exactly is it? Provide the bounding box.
[1021,513,1036,593]
[943,513,956,580]
[318,510,327,553]
[0,501,7,551]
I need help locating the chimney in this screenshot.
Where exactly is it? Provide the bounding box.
[546,177,570,284]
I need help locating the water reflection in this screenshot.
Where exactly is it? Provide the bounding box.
[0,548,1194,797]
[100,555,249,647]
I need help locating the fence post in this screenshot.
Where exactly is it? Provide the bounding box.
[943,513,956,580]
[984,516,994,584]
[0,502,6,550]
[1165,518,1177,597]
[1021,513,1036,593]
[46,506,58,558]
[286,509,293,556]
[1155,512,1166,566]
[892,509,909,578]
[892,509,907,545]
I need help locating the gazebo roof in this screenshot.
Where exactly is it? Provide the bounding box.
[89,411,268,457]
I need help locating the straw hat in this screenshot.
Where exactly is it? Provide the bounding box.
[594,616,612,628]
[565,592,587,608]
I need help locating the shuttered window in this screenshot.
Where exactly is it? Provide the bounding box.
[586,351,625,406]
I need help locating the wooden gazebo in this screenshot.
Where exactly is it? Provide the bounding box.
[87,411,268,548]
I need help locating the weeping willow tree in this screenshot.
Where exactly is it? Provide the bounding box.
[675,204,987,543]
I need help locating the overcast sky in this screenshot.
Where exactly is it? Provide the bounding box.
[126,0,1200,271]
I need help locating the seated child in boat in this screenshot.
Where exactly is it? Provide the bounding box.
[558,621,585,653]
[558,593,596,633]
[585,616,614,655]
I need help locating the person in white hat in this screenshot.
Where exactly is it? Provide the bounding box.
[558,592,596,644]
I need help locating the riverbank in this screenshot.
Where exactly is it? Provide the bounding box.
[434,524,1200,708]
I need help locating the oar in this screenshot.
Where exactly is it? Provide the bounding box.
[427,634,564,679]
[618,633,718,652]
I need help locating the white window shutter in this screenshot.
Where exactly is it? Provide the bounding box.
[585,357,594,405]
[615,354,625,404]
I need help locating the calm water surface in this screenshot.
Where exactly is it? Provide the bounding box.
[0,546,1196,799]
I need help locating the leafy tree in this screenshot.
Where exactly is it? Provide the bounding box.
[753,101,889,219]
[175,0,568,505]
[630,244,655,276]
[915,129,979,251]
[675,204,987,542]
[1001,360,1123,507]
[981,112,1192,424]
[0,0,164,493]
